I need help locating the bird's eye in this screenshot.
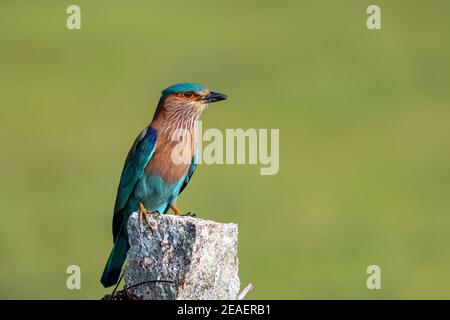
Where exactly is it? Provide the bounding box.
[183,91,194,98]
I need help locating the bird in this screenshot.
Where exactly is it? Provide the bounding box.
[100,82,227,288]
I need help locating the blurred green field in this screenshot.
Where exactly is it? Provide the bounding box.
[1,1,450,299]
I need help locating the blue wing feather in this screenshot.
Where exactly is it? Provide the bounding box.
[101,126,157,287]
[112,126,157,237]
[179,148,199,195]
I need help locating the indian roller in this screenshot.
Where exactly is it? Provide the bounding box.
[100,83,227,288]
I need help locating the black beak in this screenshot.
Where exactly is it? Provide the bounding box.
[203,91,228,103]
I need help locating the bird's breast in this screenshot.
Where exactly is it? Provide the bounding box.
[133,173,183,212]
[145,129,196,184]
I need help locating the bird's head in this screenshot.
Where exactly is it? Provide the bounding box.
[156,83,227,120]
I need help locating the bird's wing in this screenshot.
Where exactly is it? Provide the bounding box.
[112,126,157,236]
[178,148,199,195]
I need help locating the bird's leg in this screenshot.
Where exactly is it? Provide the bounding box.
[170,204,181,215]
[170,204,196,217]
[139,203,157,231]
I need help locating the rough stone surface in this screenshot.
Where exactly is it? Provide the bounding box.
[124,212,240,300]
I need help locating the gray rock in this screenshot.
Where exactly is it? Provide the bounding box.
[123,212,240,300]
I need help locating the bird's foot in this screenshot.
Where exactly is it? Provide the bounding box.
[139,203,157,231]
[170,204,196,218]
[181,212,196,218]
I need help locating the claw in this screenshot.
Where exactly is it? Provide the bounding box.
[184,212,196,218]
[139,203,157,231]
[170,204,196,217]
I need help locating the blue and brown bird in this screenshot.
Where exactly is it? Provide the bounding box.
[100,83,227,288]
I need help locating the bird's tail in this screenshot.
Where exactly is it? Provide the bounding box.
[100,233,129,288]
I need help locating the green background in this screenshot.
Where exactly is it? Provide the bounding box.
[1,1,449,299]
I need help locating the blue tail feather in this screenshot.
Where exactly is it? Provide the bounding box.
[100,234,129,288]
